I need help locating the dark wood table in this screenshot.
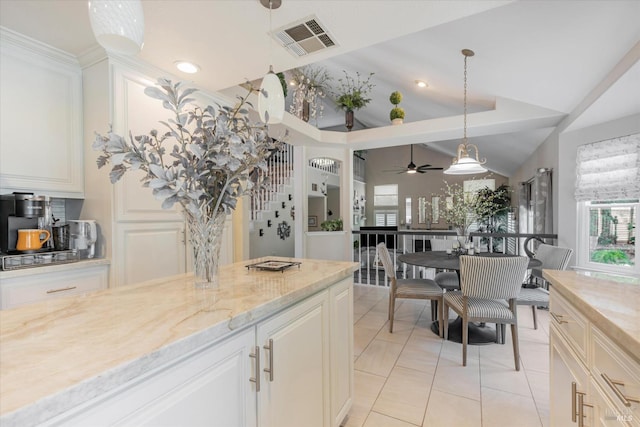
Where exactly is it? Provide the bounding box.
[398,251,542,344]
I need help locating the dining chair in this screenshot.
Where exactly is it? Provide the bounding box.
[377,242,445,337]
[517,244,573,329]
[430,239,460,291]
[443,255,529,370]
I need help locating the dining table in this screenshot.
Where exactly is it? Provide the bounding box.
[397,251,542,344]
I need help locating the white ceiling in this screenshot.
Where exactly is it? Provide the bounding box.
[1,0,639,177]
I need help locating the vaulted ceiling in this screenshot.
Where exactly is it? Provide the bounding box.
[1,0,638,177]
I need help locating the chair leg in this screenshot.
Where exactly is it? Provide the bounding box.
[389,293,396,333]
[443,301,449,340]
[511,322,520,371]
[435,299,443,338]
[431,300,437,321]
[462,315,468,367]
[501,324,506,344]
[531,305,538,330]
[495,324,501,344]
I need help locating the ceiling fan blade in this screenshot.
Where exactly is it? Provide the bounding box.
[418,167,444,171]
[416,163,432,169]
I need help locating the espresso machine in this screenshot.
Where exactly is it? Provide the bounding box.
[0,193,47,253]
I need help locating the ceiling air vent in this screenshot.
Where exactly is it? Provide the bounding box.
[273,15,338,57]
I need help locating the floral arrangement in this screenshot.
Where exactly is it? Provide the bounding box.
[92,78,286,286]
[430,181,512,236]
[93,78,284,220]
[332,70,375,111]
[289,65,332,123]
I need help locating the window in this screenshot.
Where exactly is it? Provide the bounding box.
[578,200,638,274]
[405,197,412,225]
[374,184,398,227]
[575,134,639,275]
[374,184,398,206]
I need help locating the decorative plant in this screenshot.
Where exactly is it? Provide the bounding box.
[591,249,631,265]
[332,71,375,111]
[92,78,286,286]
[389,91,405,122]
[289,65,332,123]
[277,72,288,98]
[320,218,343,231]
[93,78,283,218]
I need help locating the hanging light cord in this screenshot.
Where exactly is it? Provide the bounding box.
[463,53,468,143]
[268,0,273,72]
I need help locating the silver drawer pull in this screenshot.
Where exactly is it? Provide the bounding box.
[46,286,77,294]
[601,373,640,407]
[263,338,274,382]
[550,312,568,324]
[249,346,260,392]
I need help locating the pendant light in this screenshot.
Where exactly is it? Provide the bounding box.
[444,49,487,175]
[88,0,145,55]
[257,0,285,124]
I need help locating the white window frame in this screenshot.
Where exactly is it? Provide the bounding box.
[576,200,639,276]
[374,210,398,227]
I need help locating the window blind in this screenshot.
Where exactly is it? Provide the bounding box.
[575,133,640,201]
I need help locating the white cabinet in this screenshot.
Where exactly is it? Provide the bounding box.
[0,29,84,198]
[550,288,639,427]
[0,262,109,309]
[257,290,330,427]
[42,278,353,427]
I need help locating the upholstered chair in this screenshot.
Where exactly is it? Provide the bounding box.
[518,244,574,329]
[443,255,529,370]
[377,242,445,337]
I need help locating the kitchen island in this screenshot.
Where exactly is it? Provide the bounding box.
[0,257,358,427]
[544,270,640,426]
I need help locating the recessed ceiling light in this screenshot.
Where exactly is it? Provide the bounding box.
[415,80,428,88]
[175,61,200,74]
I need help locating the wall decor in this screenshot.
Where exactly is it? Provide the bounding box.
[431,196,440,223]
[308,216,317,227]
[282,201,286,209]
[277,221,291,240]
[312,183,318,192]
[288,194,292,201]
[418,196,427,224]
[275,211,279,218]
[290,206,295,220]
[267,220,272,227]
[259,229,264,236]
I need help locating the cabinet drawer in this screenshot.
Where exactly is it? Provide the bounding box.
[591,326,640,425]
[1,266,108,309]
[549,288,589,364]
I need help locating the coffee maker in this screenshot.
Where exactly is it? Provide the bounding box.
[0,193,48,253]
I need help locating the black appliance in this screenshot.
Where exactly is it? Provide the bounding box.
[0,193,44,253]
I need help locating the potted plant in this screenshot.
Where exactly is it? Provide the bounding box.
[289,66,331,125]
[389,91,404,125]
[331,71,375,131]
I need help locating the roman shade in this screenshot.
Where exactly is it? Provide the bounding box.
[575,133,640,201]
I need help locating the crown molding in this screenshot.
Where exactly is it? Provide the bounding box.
[0,26,79,68]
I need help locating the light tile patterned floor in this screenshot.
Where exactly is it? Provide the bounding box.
[345,284,550,427]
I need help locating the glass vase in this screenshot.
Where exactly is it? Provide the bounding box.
[186,208,227,288]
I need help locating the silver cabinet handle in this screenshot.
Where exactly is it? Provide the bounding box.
[263,338,274,382]
[601,373,640,407]
[249,346,260,392]
[551,312,568,324]
[577,391,593,427]
[46,286,77,294]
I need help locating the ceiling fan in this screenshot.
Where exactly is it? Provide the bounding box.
[384,145,444,174]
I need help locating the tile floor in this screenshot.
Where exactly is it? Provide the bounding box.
[344,284,550,427]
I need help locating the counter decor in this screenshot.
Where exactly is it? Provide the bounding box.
[93,78,286,287]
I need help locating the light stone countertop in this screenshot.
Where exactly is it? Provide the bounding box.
[543,269,640,363]
[0,257,358,426]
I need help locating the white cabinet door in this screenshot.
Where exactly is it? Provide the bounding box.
[0,33,83,198]
[257,290,330,427]
[550,324,593,427]
[45,327,257,427]
[114,222,186,287]
[329,278,354,427]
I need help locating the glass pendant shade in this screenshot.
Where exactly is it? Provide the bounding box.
[88,0,144,55]
[258,68,285,124]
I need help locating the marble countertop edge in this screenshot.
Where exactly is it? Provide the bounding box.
[0,258,358,426]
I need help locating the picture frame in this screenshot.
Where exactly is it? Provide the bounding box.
[308,215,317,227]
[431,196,440,223]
